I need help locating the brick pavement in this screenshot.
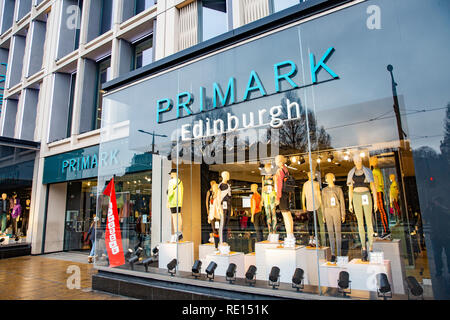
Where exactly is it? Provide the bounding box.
[0,255,132,300]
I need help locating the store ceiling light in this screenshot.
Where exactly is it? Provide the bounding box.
[317,156,322,164]
[360,151,366,158]
[327,154,334,163]
[290,156,297,164]
[298,156,305,165]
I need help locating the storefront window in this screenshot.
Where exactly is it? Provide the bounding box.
[0,146,35,242]
[271,0,301,13]
[64,179,98,251]
[97,0,450,300]
[135,0,156,15]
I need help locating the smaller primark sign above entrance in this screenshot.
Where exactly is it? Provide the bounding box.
[43,142,152,184]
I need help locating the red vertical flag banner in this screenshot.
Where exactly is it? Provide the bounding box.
[103,177,125,267]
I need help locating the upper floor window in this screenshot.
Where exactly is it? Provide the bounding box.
[95,58,111,130]
[133,36,153,70]
[270,0,304,13]
[100,0,114,35]
[135,0,156,15]
[199,0,230,42]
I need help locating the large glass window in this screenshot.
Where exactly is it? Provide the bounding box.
[64,179,98,251]
[133,36,153,70]
[94,58,111,130]
[200,0,229,42]
[97,0,450,300]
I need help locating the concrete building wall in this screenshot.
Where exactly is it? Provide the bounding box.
[0,0,279,254]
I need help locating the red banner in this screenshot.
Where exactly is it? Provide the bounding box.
[103,177,125,268]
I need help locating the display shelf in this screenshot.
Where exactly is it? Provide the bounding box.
[302,246,331,286]
[265,245,305,284]
[199,243,217,266]
[373,239,405,294]
[204,251,245,278]
[244,252,256,274]
[347,258,392,292]
[319,261,348,288]
[158,241,194,273]
[255,240,283,281]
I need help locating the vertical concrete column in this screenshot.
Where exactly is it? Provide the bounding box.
[154,0,167,61]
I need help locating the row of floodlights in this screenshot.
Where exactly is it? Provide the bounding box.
[125,246,423,299]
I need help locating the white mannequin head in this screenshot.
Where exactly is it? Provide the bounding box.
[389,174,396,182]
[1,193,6,200]
[275,155,286,168]
[353,154,363,170]
[251,184,258,193]
[221,171,230,183]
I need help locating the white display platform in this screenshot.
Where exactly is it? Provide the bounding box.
[199,243,217,265]
[255,240,283,281]
[373,239,405,294]
[347,258,392,292]
[265,245,305,284]
[302,246,331,286]
[204,252,245,278]
[245,252,256,274]
[0,236,10,245]
[319,262,348,288]
[158,241,194,273]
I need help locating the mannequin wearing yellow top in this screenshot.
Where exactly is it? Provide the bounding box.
[389,174,401,223]
[167,170,184,240]
[370,156,390,237]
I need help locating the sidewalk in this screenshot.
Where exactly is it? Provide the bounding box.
[0,255,132,300]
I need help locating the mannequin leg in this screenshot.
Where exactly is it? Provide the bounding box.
[281,211,293,235]
[0,213,6,234]
[222,208,230,243]
[317,208,326,247]
[263,198,272,234]
[171,212,182,235]
[324,208,336,256]
[271,207,277,233]
[362,196,374,250]
[219,212,224,244]
[334,211,342,257]
[307,211,315,243]
[353,194,366,250]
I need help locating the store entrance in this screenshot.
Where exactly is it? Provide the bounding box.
[63,179,98,252]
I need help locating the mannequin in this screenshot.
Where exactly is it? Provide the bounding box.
[0,193,9,235]
[208,183,222,249]
[261,162,277,238]
[370,156,390,238]
[11,193,21,237]
[274,155,295,247]
[322,173,345,261]
[218,171,232,245]
[21,199,30,237]
[206,181,217,243]
[302,171,322,247]
[167,169,184,241]
[250,184,264,242]
[389,174,401,224]
[347,154,377,261]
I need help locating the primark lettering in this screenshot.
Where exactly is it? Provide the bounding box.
[156,47,339,135]
[61,149,119,174]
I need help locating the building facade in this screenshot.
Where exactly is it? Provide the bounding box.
[0,0,449,300]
